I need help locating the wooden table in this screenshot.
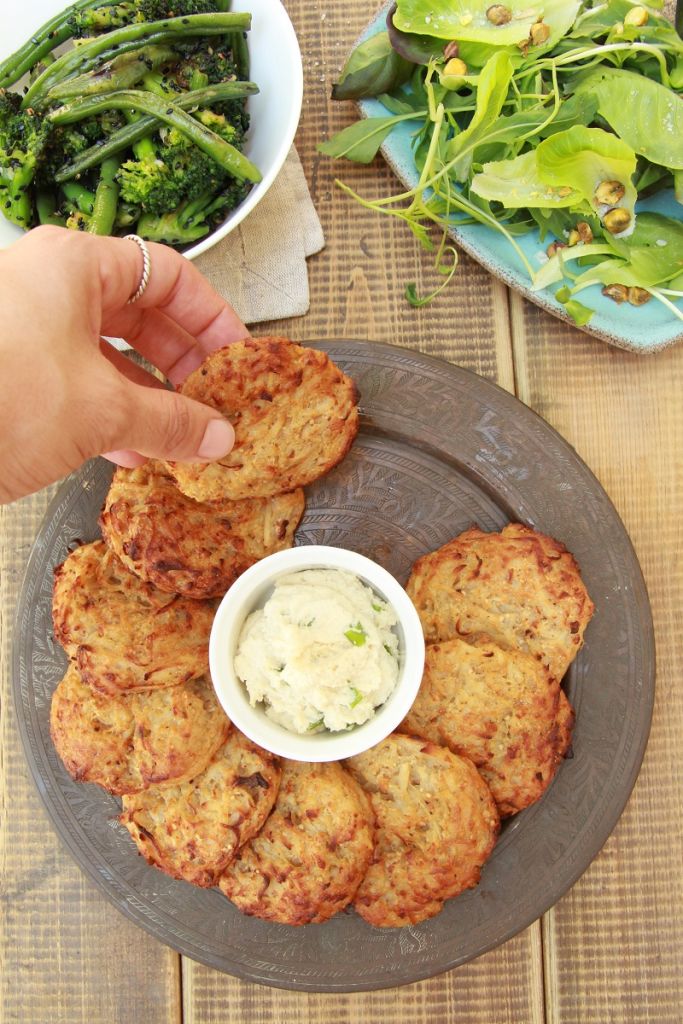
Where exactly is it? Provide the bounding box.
[2,3,682,1022]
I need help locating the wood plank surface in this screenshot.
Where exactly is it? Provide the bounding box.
[182,926,545,1024]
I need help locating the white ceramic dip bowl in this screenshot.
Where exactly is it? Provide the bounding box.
[209,545,426,762]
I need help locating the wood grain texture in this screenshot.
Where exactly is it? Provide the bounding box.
[0,491,182,1024]
[182,925,545,1024]
[510,296,683,1024]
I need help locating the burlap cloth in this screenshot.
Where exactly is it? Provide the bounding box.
[194,146,324,324]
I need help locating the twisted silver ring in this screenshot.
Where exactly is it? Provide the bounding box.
[124,234,152,304]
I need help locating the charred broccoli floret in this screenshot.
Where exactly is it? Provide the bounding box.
[117,125,230,213]
[68,0,219,37]
[137,179,247,243]
[137,0,219,19]
[0,90,51,227]
[68,4,138,36]
[172,39,239,86]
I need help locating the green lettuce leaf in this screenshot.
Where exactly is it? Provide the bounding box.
[318,113,420,163]
[332,31,413,100]
[471,150,582,207]
[536,125,638,219]
[393,0,580,47]
[444,50,513,181]
[575,68,683,170]
[562,298,594,326]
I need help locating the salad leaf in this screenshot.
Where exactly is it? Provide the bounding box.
[471,150,582,207]
[571,0,670,36]
[444,51,513,181]
[535,125,638,220]
[318,112,422,163]
[570,0,682,50]
[332,31,413,100]
[576,68,683,170]
[532,242,617,289]
[602,212,683,286]
[537,91,599,138]
[473,125,638,219]
[470,93,598,165]
[393,0,580,48]
[562,297,595,325]
[386,2,443,65]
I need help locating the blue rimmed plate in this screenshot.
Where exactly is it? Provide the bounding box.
[354,4,683,353]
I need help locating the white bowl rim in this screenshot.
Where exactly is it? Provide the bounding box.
[186,0,304,259]
[209,545,426,762]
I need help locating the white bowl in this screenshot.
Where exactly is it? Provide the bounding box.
[0,0,303,258]
[209,546,426,762]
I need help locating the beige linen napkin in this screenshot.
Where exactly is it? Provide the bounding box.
[194,146,324,325]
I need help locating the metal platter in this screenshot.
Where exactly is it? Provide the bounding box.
[13,340,654,991]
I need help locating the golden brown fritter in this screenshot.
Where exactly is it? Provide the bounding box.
[167,337,359,502]
[52,541,214,695]
[120,730,281,887]
[345,734,499,928]
[219,760,375,925]
[400,638,562,817]
[50,665,229,795]
[100,461,305,599]
[406,523,595,680]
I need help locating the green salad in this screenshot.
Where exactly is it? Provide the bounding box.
[320,0,683,321]
[0,0,261,246]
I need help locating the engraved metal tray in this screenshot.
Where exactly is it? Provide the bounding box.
[13,340,655,991]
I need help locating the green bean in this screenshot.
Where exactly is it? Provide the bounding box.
[47,45,176,101]
[0,0,104,88]
[49,88,262,183]
[232,29,250,81]
[54,81,259,182]
[36,190,66,227]
[88,156,121,234]
[62,181,96,215]
[23,12,251,108]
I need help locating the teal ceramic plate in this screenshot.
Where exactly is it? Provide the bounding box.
[356,4,683,353]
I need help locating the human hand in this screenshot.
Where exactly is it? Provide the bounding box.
[0,226,248,504]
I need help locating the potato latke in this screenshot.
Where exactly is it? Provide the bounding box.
[100,461,304,599]
[168,337,359,501]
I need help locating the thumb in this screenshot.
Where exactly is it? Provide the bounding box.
[108,380,235,463]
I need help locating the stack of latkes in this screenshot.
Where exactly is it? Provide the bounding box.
[49,336,594,928]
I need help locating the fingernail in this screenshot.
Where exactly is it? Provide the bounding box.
[197,419,235,460]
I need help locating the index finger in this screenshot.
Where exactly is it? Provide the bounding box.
[98,234,249,357]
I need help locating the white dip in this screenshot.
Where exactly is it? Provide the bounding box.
[234,568,400,734]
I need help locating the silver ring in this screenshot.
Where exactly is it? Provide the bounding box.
[124,234,151,304]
